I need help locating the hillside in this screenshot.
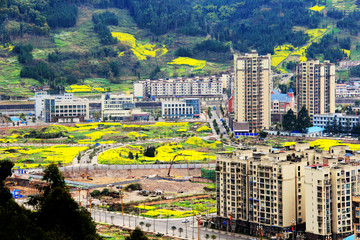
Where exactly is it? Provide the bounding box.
[0,0,360,98]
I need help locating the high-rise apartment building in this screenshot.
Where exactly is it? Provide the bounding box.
[353,196,360,240]
[234,50,271,132]
[296,60,335,118]
[216,143,360,239]
[305,163,360,239]
[216,145,306,237]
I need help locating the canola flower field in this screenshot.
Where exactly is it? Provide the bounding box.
[111,32,168,61]
[0,145,88,168]
[134,198,216,218]
[272,28,329,70]
[283,139,360,151]
[167,57,207,70]
[98,137,222,165]
[309,5,325,12]
[0,122,214,167]
[65,85,108,93]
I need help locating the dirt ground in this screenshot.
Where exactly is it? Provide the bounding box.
[64,168,201,183]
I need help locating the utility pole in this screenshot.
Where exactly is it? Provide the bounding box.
[120,192,125,226]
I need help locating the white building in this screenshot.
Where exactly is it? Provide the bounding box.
[35,92,88,122]
[336,84,360,98]
[133,74,232,100]
[162,98,200,119]
[313,113,360,129]
[101,93,134,120]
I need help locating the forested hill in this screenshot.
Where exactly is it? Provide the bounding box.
[1,0,321,54]
[0,0,360,98]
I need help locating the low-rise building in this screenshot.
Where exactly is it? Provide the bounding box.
[35,92,89,123]
[336,84,360,98]
[271,89,295,124]
[101,93,134,120]
[162,98,200,119]
[101,92,149,121]
[313,113,360,129]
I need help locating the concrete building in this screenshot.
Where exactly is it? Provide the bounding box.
[313,113,360,130]
[162,98,200,119]
[336,83,360,98]
[216,146,306,237]
[35,92,89,123]
[234,50,271,132]
[101,92,148,121]
[101,93,134,119]
[133,75,228,100]
[296,60,335,118]
[305,163,360,239]
[216,143,360,239]
[353,196,360,240]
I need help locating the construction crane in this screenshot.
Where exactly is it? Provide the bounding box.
[167,153,190,177]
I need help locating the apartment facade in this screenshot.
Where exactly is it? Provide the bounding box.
[161,98,200,119]
[234,51,271,132]
[353,196,360,240]
[313,113,360,129]
[296,60,335,118]
[305,163,360,239]
[216,146,306,237]
[133,75,229,100]
[216,143,360,239]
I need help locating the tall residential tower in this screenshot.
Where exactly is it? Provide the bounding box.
[296,60,335,117]
[234,51,271,132]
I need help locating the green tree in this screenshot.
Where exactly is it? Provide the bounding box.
[128,152,134,159]
[125,227,149,240]
[283,109,297,132]
[28,163,101,240]
[171,226,177,235]
[296,106,312,133]
[178,227,183,237]
[145,223,151,231]
[259,130,268,139]
[139,221,145,229]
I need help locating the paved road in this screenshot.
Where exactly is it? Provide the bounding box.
[91,209,252,240]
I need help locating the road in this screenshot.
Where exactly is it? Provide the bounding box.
[91,209,253,240]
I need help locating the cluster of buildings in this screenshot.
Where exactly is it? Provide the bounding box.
[216,142,360,239]
[230,51,337,133]
[336,79,360,98]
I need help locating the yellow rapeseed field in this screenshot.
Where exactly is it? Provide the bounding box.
[309,5,325,12]
[167,57,206,70]
[111,32,168,60]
